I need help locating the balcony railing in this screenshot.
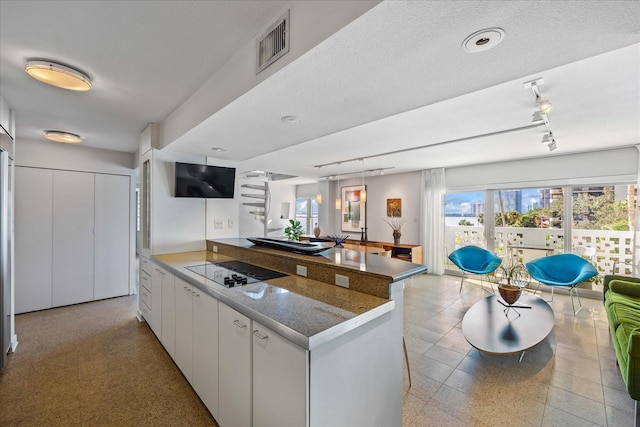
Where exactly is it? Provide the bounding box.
[445,225,634,277]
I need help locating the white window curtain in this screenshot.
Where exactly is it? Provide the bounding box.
[421,168,445,275]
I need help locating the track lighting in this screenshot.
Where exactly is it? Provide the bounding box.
[525,78,558,152]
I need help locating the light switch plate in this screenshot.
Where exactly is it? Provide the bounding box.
[228,219,235,228]
[214,219,223,229]
[335,274,349,288]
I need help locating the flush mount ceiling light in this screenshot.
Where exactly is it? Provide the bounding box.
[44,130,81,144]
[462,28,505,53]
[25,59,92,91]
[211,147,226,152]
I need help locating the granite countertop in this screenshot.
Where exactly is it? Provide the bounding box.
[209,237,428,283]
[152,251,395,351]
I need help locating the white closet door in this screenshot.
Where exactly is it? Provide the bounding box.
[94,174,130,300]
[14,167,53,313]
[52,170,94,307]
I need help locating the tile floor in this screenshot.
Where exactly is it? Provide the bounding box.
[0,273,635,426]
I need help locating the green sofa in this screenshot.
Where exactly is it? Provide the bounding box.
[604,274,640,425]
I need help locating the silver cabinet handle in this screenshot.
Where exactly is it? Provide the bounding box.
[233,320,246,329]
[252,330,268,340]
[183,286,190,291]
[192,291,200,297]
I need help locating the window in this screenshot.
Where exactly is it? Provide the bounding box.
[571,184,637,275]
[295,198,318,235]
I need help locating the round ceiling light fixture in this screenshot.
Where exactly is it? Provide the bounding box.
[462,28,505,53]
[211,147,226,152]
[44,130,82,144]
[25,59,92,91]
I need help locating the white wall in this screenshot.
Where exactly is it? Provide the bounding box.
[205,157,241,240]
[150,149,207,254]
[317,171,422,245]
[16,138,135,173]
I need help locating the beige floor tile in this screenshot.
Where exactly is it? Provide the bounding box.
[546,385,607,425]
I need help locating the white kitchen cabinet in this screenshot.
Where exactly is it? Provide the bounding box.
[174,277,193,384]
[192,288,219,419]
[14,167,53,313]
[252,321,308,427]
[94,174,130,300]
[16,167,131,313]
[218,302,251,427]
[52,170,95,307]
[160,267,176,358]
[149,266,164,337]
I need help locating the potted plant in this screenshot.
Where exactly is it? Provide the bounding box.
[494,258,529,305]
[284,219,303,241]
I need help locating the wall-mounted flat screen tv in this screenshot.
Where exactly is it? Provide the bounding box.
[174,162,236,198]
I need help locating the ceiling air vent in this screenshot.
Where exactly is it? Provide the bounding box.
[256,10,290,74]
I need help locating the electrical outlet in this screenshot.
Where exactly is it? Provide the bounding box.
[335,274,349,288]
[228,219,234,228]
[212,245,218,253]
[296,265,307,277]
[214,219,223,229]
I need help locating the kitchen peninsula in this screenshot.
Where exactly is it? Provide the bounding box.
[142,238,427,427]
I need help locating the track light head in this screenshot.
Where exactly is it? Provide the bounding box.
[541,133,553,143]
[547,139,557,151]
[538,99,553,113]
[532,111,545,123]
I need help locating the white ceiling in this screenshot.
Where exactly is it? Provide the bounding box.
[1,1,639,183]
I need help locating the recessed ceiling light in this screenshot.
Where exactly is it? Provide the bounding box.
[280,115,299,123]
[462,28,505,53]
[44,130,82,144]
[25,59,92,91]
[211,147,226,152]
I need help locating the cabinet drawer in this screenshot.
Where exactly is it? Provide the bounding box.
[140,271,152,294]
[140,301,151,320]
[140,285,152,308]
[140,256,152,276]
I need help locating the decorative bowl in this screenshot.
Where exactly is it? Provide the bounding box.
[327,234,350,247]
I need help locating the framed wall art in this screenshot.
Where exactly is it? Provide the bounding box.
[387,198,401,217]
[341,185,366,232]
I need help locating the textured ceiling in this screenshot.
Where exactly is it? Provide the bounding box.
[1,1,639,182]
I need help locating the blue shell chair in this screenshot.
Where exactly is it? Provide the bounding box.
[525,253,598,315]
[448,246,502,294]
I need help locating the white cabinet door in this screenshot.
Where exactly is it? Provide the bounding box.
[252,321,309,427]
[174,277,193,384]
[52,170,94,307]
[149,266,163,337]
[14,167,53,313]
[94,174,130,300]
[160,269,176,358]
[192,289,219,418]
[219,302,251,427]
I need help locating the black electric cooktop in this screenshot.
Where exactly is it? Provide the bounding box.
[185,260,287,288]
